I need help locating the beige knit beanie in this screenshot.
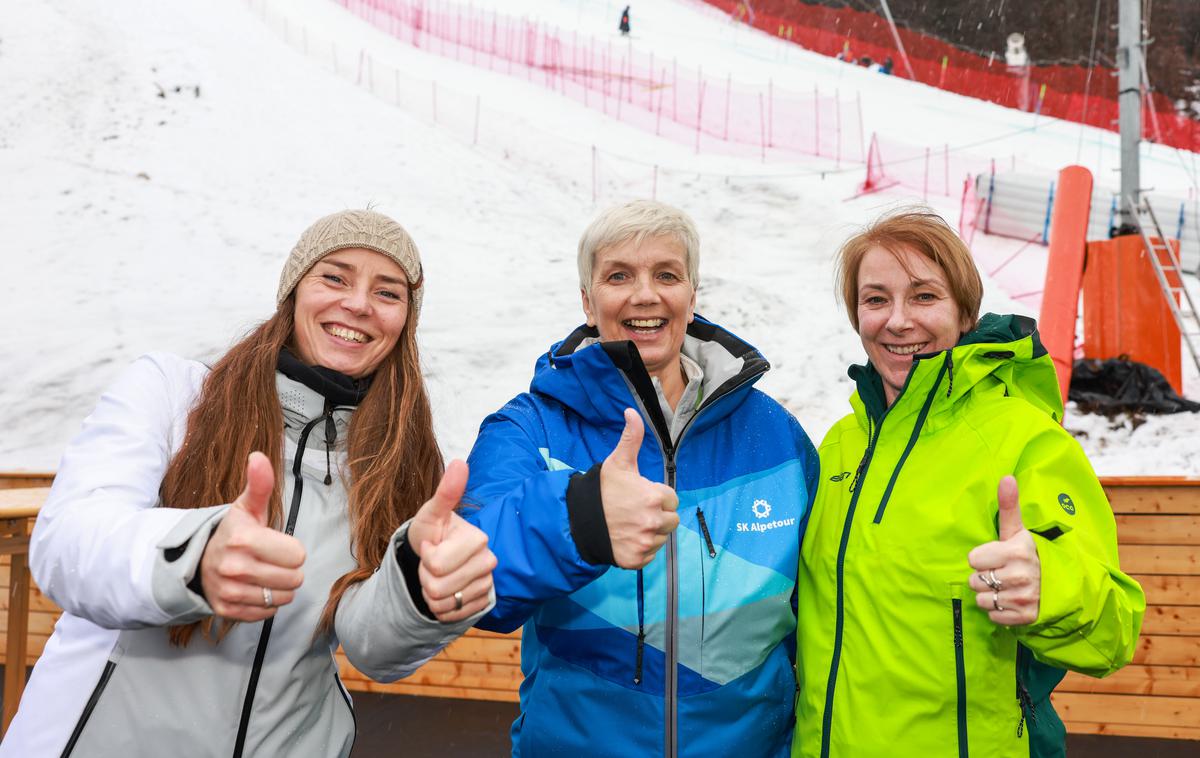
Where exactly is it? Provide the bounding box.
[276,209,424,318]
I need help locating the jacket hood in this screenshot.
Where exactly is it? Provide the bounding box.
[849,313,1063,426]
[530,314,770,435]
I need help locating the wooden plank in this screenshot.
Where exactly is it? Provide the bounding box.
[0,474,54,491]
[340,659,523,691]
[1059,666,1200,697]
[1132,635,1200,667]
[0,610,59,637]
[1100,476,1200,488]
[3,552,29,732]
[1139,605,1200,636]
[1131,574,1200,606]
[1115,514,1200,545]
[343,679,520,703]
[1051,692,1200,728]
[1064,721,1200,741]
[1104,485,1200,515]
[1118,545,1199,575]
[438,636,521,665]
[469,628,522,640]
[0,488,49,517]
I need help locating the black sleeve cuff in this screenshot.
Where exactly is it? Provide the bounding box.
[567,463,615,566]
[396,537,436,620]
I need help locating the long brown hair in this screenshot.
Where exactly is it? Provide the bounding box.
[162,294,442,646]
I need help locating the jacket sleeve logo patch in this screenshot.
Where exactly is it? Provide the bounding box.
[1057,493,1076,515]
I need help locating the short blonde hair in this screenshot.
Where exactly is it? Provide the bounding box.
[835,208,982,332]
[577,200,700,293]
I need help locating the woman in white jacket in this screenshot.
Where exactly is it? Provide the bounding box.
[3,209,496,757]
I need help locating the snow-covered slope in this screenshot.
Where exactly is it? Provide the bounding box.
[1,0,1196,475]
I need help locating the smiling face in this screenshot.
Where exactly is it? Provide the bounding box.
[856,244,972,406]
[581,234,696,383]
[291,247,410,378]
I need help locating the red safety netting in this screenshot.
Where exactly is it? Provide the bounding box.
[340,0,866,163]
[707,0,1200,153]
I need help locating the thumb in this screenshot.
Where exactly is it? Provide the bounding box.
[420,459,469,533]
[997,475,1024,541]
[606,408,644,473]
[233,451,274,526]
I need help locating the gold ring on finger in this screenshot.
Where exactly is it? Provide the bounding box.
[992,591,1005,612]
[454,591,464,611]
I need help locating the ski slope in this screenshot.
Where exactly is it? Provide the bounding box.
[1,0,1196,475]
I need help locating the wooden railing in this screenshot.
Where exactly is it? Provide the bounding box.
[1,475,1196,740]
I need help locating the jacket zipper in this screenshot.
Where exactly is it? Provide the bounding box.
[334,668,357,747]
[60,660,116,757]
[624,369,761,758]
[872,353,951,524]
[819,415,886,758]
[231,409,328,758]
[1015,645,1037,738]
[952,595,969,758]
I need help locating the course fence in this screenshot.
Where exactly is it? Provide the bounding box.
[707,0,1200,153]
[254,0,1042,207]
[337,0,868,164]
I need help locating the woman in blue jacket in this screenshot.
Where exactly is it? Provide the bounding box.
[465,200,819,757]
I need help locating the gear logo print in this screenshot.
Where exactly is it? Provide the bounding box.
[752,499,771,519]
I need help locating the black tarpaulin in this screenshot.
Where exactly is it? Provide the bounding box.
[1069,358,1200,415]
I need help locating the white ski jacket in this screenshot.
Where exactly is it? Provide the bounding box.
[2,353,484,757]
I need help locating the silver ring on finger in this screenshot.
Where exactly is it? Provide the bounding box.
[992,591,1005,612]
[262,586,274,609]
[987,569,1003,591]
[454,591,463,611]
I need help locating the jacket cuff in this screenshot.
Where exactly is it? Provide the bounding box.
[151,505,228,623]
[566,463,615,566]
[395,531,435,620]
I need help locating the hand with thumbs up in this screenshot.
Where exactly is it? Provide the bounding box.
[199,452,307,622]
[599,408,681,570]
[967,476,1041,626]
[408,460,497,623]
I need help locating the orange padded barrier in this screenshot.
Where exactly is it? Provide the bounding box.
[1038,166,1094,407]
[1082,235,1184,393]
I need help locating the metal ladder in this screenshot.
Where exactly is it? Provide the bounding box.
[1127,195,1200,376]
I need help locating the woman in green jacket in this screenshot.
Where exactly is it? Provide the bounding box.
[794,210,1145,758]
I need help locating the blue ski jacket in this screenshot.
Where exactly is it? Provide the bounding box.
[465,316,819,757]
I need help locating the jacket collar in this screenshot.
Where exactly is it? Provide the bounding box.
[848,313,1062,429]
[534,314,770,436]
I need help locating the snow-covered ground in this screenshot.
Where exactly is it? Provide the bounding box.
[1,0,1196,475]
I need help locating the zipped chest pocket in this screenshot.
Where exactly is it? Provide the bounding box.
[950,584,969,758]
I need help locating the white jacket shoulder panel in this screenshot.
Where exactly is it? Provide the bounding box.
[30,353,214,629]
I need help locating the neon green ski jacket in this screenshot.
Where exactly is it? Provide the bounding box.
[793,314,1145,758]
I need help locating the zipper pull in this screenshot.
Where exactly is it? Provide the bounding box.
[323,409,336,486]
[696,508,717,558]
[1016,680,1037,737]
[849,452,870,493]
[634,631,644,685]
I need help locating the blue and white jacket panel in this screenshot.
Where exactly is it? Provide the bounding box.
[465,317,819,756]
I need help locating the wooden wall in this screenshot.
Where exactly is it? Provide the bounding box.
[1053,479,1200,741]
[1,476,1196,741]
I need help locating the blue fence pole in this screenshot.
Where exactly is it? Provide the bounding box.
[1042,181,1056,244]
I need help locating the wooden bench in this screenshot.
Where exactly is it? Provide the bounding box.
[1,476,1196,741]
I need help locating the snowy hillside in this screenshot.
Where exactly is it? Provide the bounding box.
[1,0,1196,475]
